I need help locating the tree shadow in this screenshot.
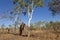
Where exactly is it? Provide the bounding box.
[22,35,28,37]
[30,34,36,37]
[13,33,28,37]
[13,33,19,36]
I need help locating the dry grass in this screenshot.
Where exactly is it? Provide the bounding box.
[0,29,60,40]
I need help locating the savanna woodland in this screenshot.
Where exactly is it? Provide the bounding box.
[0,0,60,40]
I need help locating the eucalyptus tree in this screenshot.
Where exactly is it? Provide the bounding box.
[12,0,44,39]
[48,0,60,15]
[0,9,15,27]
[0,10,16,33]
[24,0,44,39]
[11,0,27,33]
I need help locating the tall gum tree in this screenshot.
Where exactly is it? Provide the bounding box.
[24,0,44,39]
[12,0,44,40]
[11,0,26,34]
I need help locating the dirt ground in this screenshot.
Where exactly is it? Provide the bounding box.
[0,29,60,40]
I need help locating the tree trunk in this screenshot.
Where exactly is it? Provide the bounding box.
[27,6,33,40]
[14,14,19,34]
[27,7,30,40]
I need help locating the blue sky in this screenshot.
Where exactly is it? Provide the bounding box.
[0,0,60,26]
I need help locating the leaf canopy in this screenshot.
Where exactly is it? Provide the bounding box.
[12,0,44,15]
[48,0,60,15]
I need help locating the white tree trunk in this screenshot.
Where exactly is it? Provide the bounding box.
[14,14,19,34]
[14,10,20,34]
[27,6,33,40]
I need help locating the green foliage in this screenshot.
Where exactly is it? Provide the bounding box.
[10,11,13,15]
[45,21,60,30]
[30,23,37,30]
[30,24,34,29]
[37,0,44,7]
[45,22,50,29]
[34,21,45,28]
[48,0,60,15]
[14,5,19,11]
[30,21,46,30]
[11,0,44,17]
[12,0,18,4]
[18,0,25,6]
[14,0,44,12]
[22,12,26,16]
